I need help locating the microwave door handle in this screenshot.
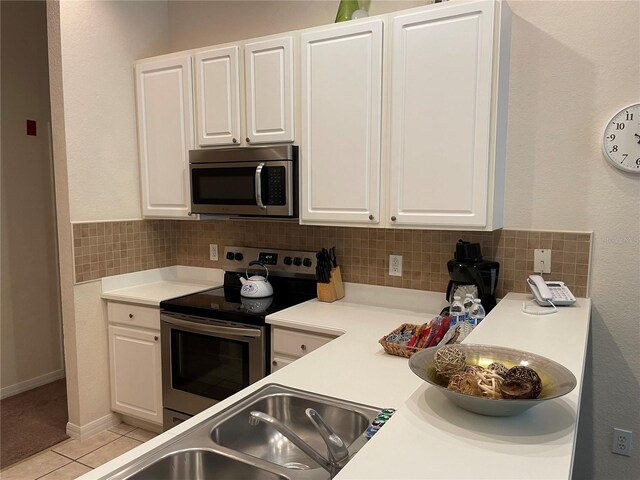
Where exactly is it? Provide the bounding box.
[255,163,266,209]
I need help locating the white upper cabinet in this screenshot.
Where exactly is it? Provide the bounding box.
[194,46,241,146]
[244,36,294,144]
[387,0,507,229]
[135,54,194,219]
[194,37,294,147]
[300,19,383,225]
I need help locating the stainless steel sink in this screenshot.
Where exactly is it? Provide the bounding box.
[103,384,382,480]
[126,449,288,480]
[209,387,376,470]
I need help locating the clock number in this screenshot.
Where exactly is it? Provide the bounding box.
[602,103,640,174]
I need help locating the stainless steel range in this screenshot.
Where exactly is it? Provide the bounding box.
[159,246,317,431]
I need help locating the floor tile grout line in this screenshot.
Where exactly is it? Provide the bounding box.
[54,431,126,463]
[76,459,94,469]
[75,434,144,468]
[33,457,75,480]
[2,425,153,478]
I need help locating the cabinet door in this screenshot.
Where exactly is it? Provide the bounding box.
[194,46,241,146]
[300,20,383,225]
[389,1,495,227]
[135,55,194,219]
[244,37,294,144]
[108,325,162,425]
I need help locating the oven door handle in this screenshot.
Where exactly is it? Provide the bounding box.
[162,315,262,338]
[255,163,266,210]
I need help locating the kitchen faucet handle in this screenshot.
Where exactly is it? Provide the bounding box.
[305,408,349,465]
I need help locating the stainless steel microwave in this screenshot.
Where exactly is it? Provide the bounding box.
[189,145,298,218]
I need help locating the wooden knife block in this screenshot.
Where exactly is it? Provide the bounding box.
[317,267,345,303]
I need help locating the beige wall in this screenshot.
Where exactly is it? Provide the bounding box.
[1,1,64,393]
[504,2,639,479]
[48,0,170,427]
[59,1,170,223]
[166,0,426,51]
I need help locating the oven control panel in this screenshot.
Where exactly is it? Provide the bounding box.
[223,246,317,277]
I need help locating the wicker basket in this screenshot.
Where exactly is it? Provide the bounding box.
[378,323,425,358]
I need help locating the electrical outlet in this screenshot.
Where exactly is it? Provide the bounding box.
[612,428,633,456]
[534,249,552,274]
[389,255,403,277]
[209,244,218,261]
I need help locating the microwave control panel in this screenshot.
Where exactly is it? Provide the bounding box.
[265,167,286,206]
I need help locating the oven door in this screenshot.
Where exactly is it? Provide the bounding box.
[161,313,266,418]
[190,160,294,216]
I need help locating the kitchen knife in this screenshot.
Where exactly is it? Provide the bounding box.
[329,247,337,268]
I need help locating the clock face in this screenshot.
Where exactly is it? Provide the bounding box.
[602,103,640,174]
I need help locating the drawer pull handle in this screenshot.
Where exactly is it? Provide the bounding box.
[300,344,307,351]
[128,314,134,319]
[154,336,159,341]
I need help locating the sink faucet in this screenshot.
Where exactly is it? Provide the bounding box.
[249,408,349,477]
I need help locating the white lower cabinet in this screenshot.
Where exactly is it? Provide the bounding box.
[107,303,162,425]
[271,326,337,372]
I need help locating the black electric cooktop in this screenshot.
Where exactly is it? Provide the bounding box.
[160,272,317,326]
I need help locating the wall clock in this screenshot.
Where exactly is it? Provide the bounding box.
[601,103,640,174]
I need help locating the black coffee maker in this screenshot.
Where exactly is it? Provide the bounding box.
[446,239,499,313]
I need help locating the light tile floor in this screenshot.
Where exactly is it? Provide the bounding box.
[0,424,157,480]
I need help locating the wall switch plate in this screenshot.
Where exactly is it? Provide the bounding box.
[612,428,632,456]
[389,255,403,277]
[534,249,551,274]
[209,244,218,261]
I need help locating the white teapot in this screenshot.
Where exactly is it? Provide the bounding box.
[240,261,274,298]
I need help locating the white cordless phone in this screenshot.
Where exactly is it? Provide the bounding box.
[527,275,576,306]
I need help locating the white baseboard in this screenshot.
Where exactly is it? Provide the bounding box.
[0,369,66,400]
[66,413,121,441]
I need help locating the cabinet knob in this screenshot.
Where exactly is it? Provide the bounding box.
[300,344,307,351]
[369,214,374,220]
[128,314,134,319]
[154,336,159,341]
[391,216,397,221]
[272,360,278,366]
[232,138,238,144]
[246,137,251,143]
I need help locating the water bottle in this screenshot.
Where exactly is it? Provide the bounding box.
[468,298,486,327]
[463,293,475,319]
[449,295,465,326]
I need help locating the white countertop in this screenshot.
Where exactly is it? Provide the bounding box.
[101,266,224,306]
[85,285,590,480]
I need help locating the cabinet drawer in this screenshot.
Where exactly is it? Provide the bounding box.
[108,302,160,330]
[272,327,335,358]
[270,355,294,373]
